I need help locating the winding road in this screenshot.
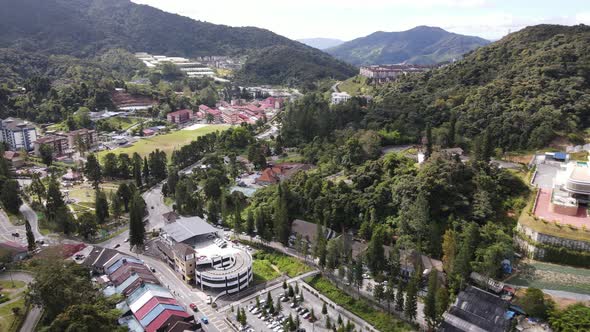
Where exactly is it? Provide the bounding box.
[0,271,42,332]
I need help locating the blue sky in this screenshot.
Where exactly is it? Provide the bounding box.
[132,0,590,41]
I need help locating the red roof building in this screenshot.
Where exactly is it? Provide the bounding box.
[135,297,179,321]
[145,310,191,332]
[166,109,193,124]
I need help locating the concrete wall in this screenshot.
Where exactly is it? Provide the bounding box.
[515,223,590,259]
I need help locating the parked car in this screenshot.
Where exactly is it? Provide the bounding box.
[206,296,212,304]
[114,244,121,249]
[201,316,209,324]
[189,303,198,311]
[290,302,297,308]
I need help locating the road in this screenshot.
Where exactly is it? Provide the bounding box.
[331,81,341,93]
[0,271,43,332]
[19,203,44,242]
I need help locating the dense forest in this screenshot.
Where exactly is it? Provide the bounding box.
[367,24,590,151]
[0,0,355,86]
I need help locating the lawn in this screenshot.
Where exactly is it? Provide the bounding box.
[0,280,27,332]
[0,281,26,289]
[100,116,143,131]
[252,250,312,278]
[252,259,281,282]
[97,124,230,159]
[506,261,590,295]
[306,275,413,332]
[66,180,128,204]
[337,76,376,97]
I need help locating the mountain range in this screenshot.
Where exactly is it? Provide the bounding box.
[326,26,490,65]
[0,0,355,85]
[297,38,345,50]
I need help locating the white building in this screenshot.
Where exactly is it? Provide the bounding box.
[0,118,38,151]
[331,92,351,105]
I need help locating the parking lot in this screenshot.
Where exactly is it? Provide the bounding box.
[230,281,358,332]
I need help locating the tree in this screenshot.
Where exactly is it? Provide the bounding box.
[424,123,433,161]
[129,193,146,247]
[366,225,385,275]
[395,282,405,312]
[435,287,450,327]
[77,211,98,240]
[239,308,247,326]
[322,302,328,315]
[424,271,438,329]
[39,144,54,166]
[84,154,102,189]
[0,180,22,214]
[111,192,122,220]
[353,258,364,295]
[142,157,150,185]
[132,153,143,188]
[274,183,290,245]
[166,166,179,195]
[517,288,554,319]
[313,222,327,268]
[384,281,395,313]
[30,173,46,207]
[282,280,288,290]
[549,303,590,332]
[94,189,109,224]
[288,285,294,298]
[373,282,385,304]
[441,228,458,275]
[404,274,419,322]
[103,153,118,178]
[310,308,316,322]
[117,183,132,212]
[25,219,35,251]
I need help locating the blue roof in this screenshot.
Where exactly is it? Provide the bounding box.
[554,152,567,160]
[107,257,143,275]
[127,283,168,304]
[140,304,185,326]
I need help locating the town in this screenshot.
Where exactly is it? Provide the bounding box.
[0,1,589,332]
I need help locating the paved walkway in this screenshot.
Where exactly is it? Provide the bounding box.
[534,188,590,227]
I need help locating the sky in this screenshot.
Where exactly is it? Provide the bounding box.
[131,0,590,41]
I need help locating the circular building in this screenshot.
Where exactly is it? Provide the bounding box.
[195,247,253,295]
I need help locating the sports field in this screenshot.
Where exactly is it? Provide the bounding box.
[98,124,230,159]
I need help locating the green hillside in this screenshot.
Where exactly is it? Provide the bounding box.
[326,26,489,65]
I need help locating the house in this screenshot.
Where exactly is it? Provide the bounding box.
[142,128,156,136]
[291,219,337,244]
[359,64,432,83]
[172,243,196,284]
[66,129,98,151]
[255,163,314,185]
[166,109,193,124]
[162,211,180,224]
[398,248,444,282]
[33,134,70,158]
[62,169,82,182]
[0,118,38,151]
[3,150,25,168]
[440,286,512,332]
[331,92,351,105]
[0,241,28,261]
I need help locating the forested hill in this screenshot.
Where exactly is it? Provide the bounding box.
[371,24,590,151]
[326,26,489,65]
[0,0,355,85]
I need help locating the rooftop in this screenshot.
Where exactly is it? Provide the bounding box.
[163,216,218,243]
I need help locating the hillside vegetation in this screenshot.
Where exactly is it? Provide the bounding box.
[327,26,489,65]
[370,24,590,151]
[0,0,354,86]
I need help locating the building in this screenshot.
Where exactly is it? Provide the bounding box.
[81,246,198,332]
[550,161,590,215]
[3,150,25,168]
[359,64,432,83]
[172,243,196,284]
[440,286,513,332]
[0,118,38,151]
[255,163,314,186]
[291,219,337,244]
[166,109,194,124]
[33,134,70,157]
[0,241,28,261]
[66,129,98,150]
[331,92,351,105]
[159,217,253,293]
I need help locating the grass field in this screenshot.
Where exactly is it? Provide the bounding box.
[306,275,413,332]
[66,180,127,204]
[338,76,376,96]
[97,124,230,159]
[100,116,143,131]
[507,261,590,295]
[250,245,313,282]
[0,280,27,332]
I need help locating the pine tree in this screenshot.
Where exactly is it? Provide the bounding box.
[405,276,418,322]
[111,192,122,220]
[142,156,150,185]
[395,282,405,312]
[373,282,385,303]
[385,281,395,313]
[166,166,179,195]
[282,280,288,290]
[84,154,102,189]
[45,176,65,222]
[366,225,385,275]
[353,258,364,295]
[25,219,35,251]
[129,193,145,247]
[30,173,46,206]
[326,316,331,329]
[435,287,450,328]
[322,302,328,315]
[442,228,458,275]
[132,152,143,188]
[0,180,22,214]
[424,271,438,329]
[294,283,299,295]
[424,123,433,161]
[246,210,255,235]
[274,183,290,245]
[94,189,109,224]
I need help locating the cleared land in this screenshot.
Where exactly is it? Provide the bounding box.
[100,116,143,131]
[306,275,413,332]
[97,124,230,159]
[506,261,590,295]
[337,76,376,96]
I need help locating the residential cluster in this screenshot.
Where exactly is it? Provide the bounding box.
[33,128,98,160]
[79,246,199,332]
[135,53,215,78]
[359,64,434,83]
